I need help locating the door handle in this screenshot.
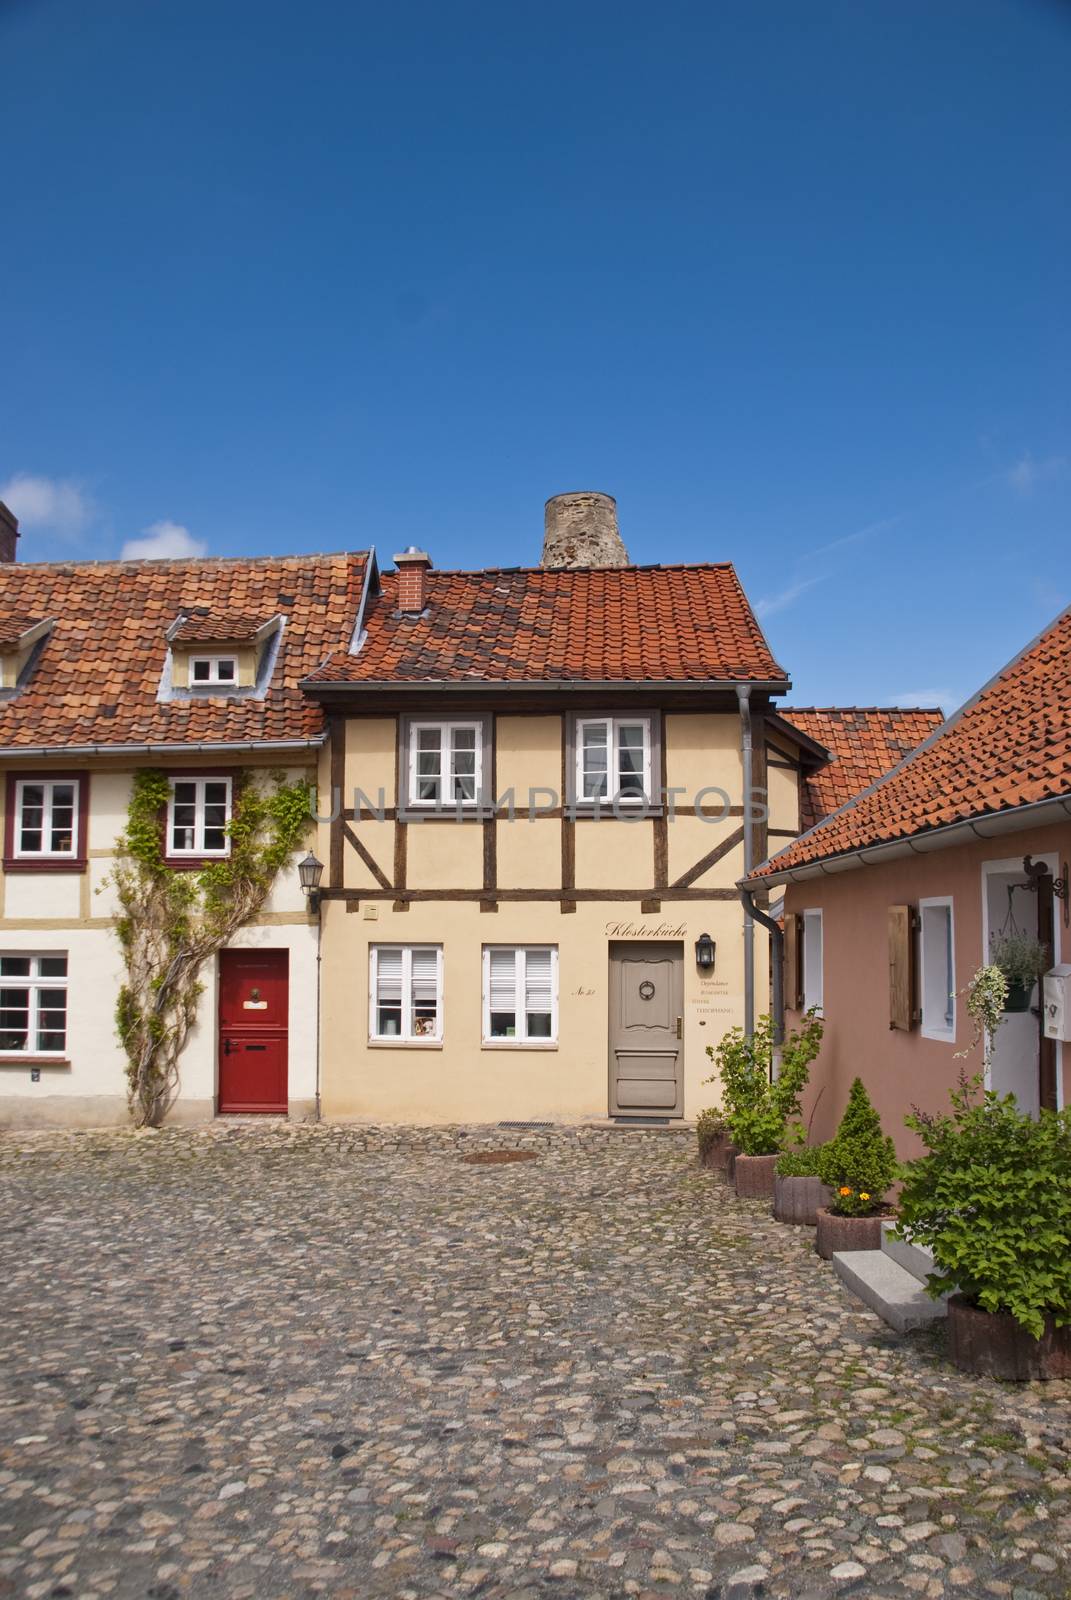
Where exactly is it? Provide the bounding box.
[675,1015,682,1040]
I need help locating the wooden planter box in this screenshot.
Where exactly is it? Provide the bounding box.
[947,1295,1071,1381]
[698,1131,733,1170]
[734,1152,778,1200]
[773,1173,833,1226]
[815,1207,884,1260]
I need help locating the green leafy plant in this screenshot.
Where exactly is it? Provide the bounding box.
[696,1107,729,1159]
[705,1011,823,1157]
[897,1073,1071,1339]
[111,769,313,1128]
[775,1145,825,1178]
[817,1078,897,1216]
[954,964,1008,1063]
[989,931,1049,1000]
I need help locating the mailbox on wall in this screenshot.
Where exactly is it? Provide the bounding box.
[1042,964,1071,1042]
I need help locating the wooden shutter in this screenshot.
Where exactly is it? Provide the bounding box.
[784,912,803,1010]
[888,905,917,1031]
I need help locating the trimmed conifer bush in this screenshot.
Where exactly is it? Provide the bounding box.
[817,1078,897,1216]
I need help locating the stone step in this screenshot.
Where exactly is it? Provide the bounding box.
[880,1220,937,1283]
[833,1249,949,1334]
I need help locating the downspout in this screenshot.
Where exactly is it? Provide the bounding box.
[737,686,755,1036]
[740,887,785,1072]
[313,904,323,1122]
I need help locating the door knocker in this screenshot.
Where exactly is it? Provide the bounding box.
[638,979,656,1001]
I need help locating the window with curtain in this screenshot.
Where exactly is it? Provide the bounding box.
[408,722,482,806]
[575,717,651,803]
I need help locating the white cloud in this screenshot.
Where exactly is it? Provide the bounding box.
[886,688,958,714]
[120,520,207,561]
[0,472,92,534]
[1007,453,1067,495]
[754,576,823,620]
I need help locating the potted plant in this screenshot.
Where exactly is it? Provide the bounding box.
[815,1078,897,1258]
[773,1145,832,1226]
[989,931,1049,1013]
[897,1074,1071,1380]
[706,1011,823,1200]
[695,1107,735,1172]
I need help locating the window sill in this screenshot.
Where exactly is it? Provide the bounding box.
[163,856,233,871]
[367,1039,444,1050]
[0,1056,71,1068]
[921,1027,956,1044]
[481,1041,559,1051]
[2,859,87,875]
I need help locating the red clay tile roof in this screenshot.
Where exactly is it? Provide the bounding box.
[0,615,47,647]
[170,611,275,645]
[780,707,945,829]
[305,563,788,686]
[0,552,367,752]
[749,608,1071,880]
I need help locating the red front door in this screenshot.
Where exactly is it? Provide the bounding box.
[218,949,289,1113]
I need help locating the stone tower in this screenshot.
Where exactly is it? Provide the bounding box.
[541,491,629,568]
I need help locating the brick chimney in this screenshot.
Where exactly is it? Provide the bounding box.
[542,491,628,568]
[0,501,19,564]
[393,547,432,613]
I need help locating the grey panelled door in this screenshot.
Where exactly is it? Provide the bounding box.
[608,941,684,1116]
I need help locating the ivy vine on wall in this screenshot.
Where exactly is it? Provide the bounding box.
[111,769,313,1127]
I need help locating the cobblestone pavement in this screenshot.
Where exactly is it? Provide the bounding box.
[1,1123,1069,1600]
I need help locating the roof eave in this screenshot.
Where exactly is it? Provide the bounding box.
[742,792,1071,889]
[300,675,793,696]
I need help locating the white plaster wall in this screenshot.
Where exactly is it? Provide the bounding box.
[87,772,133,852]
[3,873,82,921]
[0,926,127,1101]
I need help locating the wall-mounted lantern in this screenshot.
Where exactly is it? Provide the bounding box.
[695,932,716,972]
[298,851,324,914]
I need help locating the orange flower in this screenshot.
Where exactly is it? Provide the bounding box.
[839,1186,852,1196]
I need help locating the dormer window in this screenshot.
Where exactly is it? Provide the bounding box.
[190,655,237,685]
[167,777,232,859]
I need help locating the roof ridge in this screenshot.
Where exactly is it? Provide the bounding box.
[381,560,737,577]
[4,550,367,572]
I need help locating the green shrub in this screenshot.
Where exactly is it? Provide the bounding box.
[897,1074,1071,1339]
[817,1078,897,1216]
[775,1145,825,1178]
[696,1107,729,1157]
[705,1011,823,1157]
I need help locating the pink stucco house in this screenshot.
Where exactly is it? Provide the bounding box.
[742,606,1071,1156]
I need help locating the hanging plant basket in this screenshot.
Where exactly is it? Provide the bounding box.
[1002,979,1034,1013]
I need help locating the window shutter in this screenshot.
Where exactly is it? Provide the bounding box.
[888,905,917,1031]
[524,949,553,1013]
[410,947,439,1005]
[489,949,517,1012]
[375,947,403,1006]
[784,913,803,1010]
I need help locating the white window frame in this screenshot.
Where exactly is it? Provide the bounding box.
[13,778,81,860]
[575,716,653,805]
[369,945,443,1043]
[0,952,69,1057]
[482,945,559,1045]
[189,654,238,685]
[802,908,824,1015]
[919,896,956,1042]
[407,720,483,808]
[167,776,233,858]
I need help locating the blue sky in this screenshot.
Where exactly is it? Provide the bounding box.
[2,0,1068,711]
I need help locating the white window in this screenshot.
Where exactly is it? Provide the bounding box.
[920,897,955,1040]
[14,779,80,859]
[408,722,483,807]
[0,953,68,1055]
[370,945,442,1041]
[190,655,237,685]
[576,717,652,804]
[483,946,558,1043]
[802,909,824,1014]
[168,777,232,857]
